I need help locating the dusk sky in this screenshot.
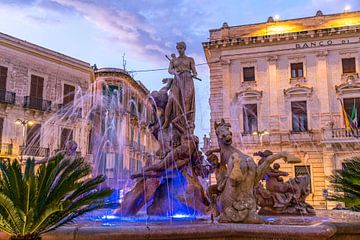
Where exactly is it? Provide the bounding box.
[0,0,359,139]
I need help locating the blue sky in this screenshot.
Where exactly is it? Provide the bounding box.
[0,0,359,140]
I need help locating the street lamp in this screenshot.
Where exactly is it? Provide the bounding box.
[15,119,34,160]
[252,130,269,147]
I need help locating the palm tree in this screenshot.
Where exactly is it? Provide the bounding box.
[329,156,360,211]
[0,154,113,240]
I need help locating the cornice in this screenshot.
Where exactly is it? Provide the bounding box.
[0,33,92,74]
[203,25,360,50]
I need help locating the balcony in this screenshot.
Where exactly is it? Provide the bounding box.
[53,148,82,157]
[23,96,51,112]
[0,143,13,156]
[323,128,360,143]
[57,104,82,118]
[20,146,50,157]
[0,90,16,105]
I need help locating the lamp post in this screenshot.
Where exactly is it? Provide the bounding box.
[15,119,34,160]
[252,130,269,147]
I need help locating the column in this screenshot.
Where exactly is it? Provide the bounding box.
[316,51,331,127]
[267,56,279,131]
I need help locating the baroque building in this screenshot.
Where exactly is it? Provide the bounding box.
[0,32,92,160]
[203,10,360,209]
[89,68,157,188]
[0,32,156,186]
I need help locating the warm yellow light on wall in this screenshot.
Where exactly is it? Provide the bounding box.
[326,17,360,28]
[267,25,293,34]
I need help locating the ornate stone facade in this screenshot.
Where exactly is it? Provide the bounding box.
[203,11,360,209]
[0,32,156,182]
[0,32,91,160]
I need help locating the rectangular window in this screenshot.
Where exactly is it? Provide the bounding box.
[130,158,135,172]
[63,84,75,105]
[290,62,303,78]
[137,160,142,171]
[0,66,8,90]
[343,98,360,128]
[130,96,136,116]
[60,128,73,149]
[26,124,41,147]
[342,58,356,74]
[291,101,308,132]
[87,128,93,154]
[30,75,44,99]
[131,127,134,143]
[243,104,258,134]
[0,118,3,144]
[243,67,255,82]
[295,165,312,193]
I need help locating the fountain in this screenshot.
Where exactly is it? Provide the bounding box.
[8,42,360,240]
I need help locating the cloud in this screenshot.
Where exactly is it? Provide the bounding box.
[48,0,213,64]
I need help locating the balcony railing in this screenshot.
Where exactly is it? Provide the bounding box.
[0,90,15,105]
[23,96,51,111]
[53,148,82,157]
[0,143,13,155]
[324,128,360,141]
[20,146,50,157]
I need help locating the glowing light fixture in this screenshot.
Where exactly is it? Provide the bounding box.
[344,5,351,12]
[274,14,280,21]
[15,119,22,125]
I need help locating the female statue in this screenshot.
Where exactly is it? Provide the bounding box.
[163,42,197,131]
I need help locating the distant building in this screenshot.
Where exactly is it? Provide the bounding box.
[203,11,360,209]
[90,68,157,187]
[0,33,157,185]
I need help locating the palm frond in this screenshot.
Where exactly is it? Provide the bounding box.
[0,154,113,238]
[329,156,360,211]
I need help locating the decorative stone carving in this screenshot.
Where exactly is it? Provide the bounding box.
[205,119,297,223]
[283,85,313,99]
[254,150,315,215]
[236,88,263,101]
[114,42,209,217]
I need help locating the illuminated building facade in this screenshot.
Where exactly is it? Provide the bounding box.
[203,11,360,209]
[0,33,157,183]
[0,32,92,160]
[89,68,158,186]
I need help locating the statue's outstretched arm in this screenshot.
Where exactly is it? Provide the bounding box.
[256,152,289,182]
[168,59,176,75]
[190,57,197,76]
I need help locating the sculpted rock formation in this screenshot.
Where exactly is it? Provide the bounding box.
[114,42,209,217]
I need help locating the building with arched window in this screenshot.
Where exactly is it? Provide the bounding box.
[203,10,360,209]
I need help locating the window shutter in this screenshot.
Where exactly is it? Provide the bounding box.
[0,66,8,90]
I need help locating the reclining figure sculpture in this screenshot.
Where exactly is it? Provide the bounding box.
[254,151,315,215]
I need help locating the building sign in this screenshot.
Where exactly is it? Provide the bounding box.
[295,38,360,49]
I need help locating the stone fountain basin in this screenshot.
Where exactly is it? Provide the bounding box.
[0,211,359,240]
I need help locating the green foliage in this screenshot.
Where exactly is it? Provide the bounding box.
[0,154,113,239]
[329,156,360,211]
